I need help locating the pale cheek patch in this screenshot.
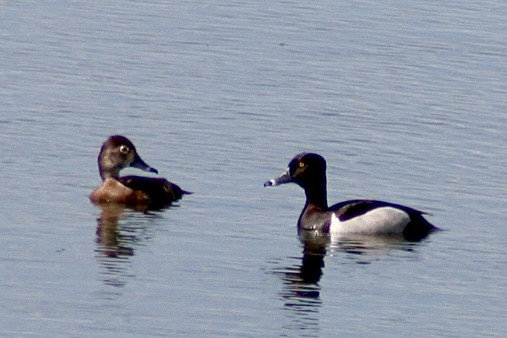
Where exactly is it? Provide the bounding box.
[330,207,410,235]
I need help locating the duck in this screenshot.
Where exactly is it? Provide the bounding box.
[264,153,438,241]
[90,135,190,208]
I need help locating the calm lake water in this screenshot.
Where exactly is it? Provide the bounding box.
[1,1,506,337]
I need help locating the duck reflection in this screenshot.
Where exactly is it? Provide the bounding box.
[328,233,422,264]
[275,232,327,334]
[277,230,429,331]
[284,231,329,286]
[94,204,163,287]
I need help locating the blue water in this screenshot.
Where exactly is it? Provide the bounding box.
[1,1,506,337]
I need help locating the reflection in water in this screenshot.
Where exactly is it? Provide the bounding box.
[94,204,165,288]
[328,233,424,265]
[96,204,134,259]
[276,230,429,334]
[275,233,329,335]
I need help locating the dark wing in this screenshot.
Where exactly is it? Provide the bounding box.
[119,175,190,207]
[329,199,426,222]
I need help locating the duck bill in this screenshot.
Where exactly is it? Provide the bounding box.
[130,154,158,174]
[264,168,291,187]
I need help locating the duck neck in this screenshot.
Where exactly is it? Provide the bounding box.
[99,163,120,181]
[303,177,328,210]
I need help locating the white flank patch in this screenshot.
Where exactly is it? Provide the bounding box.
[330,207,410,235]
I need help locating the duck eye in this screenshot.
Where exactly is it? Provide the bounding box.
[299,161,305,168]
[119,145,129,154]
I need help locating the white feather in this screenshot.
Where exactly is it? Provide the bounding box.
[330,207,410,235]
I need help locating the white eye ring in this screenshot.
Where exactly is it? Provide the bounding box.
[119,145,129,154]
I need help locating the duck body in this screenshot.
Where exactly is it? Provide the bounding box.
[265,153,438,241]
[299,199,435,241]
[90,135,189,208]
[90,176,187,207]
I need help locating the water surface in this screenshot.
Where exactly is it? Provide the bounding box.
[1,1,506,337]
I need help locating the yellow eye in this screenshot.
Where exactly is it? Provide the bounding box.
[299,161,305,168]
[119,145,129,154]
